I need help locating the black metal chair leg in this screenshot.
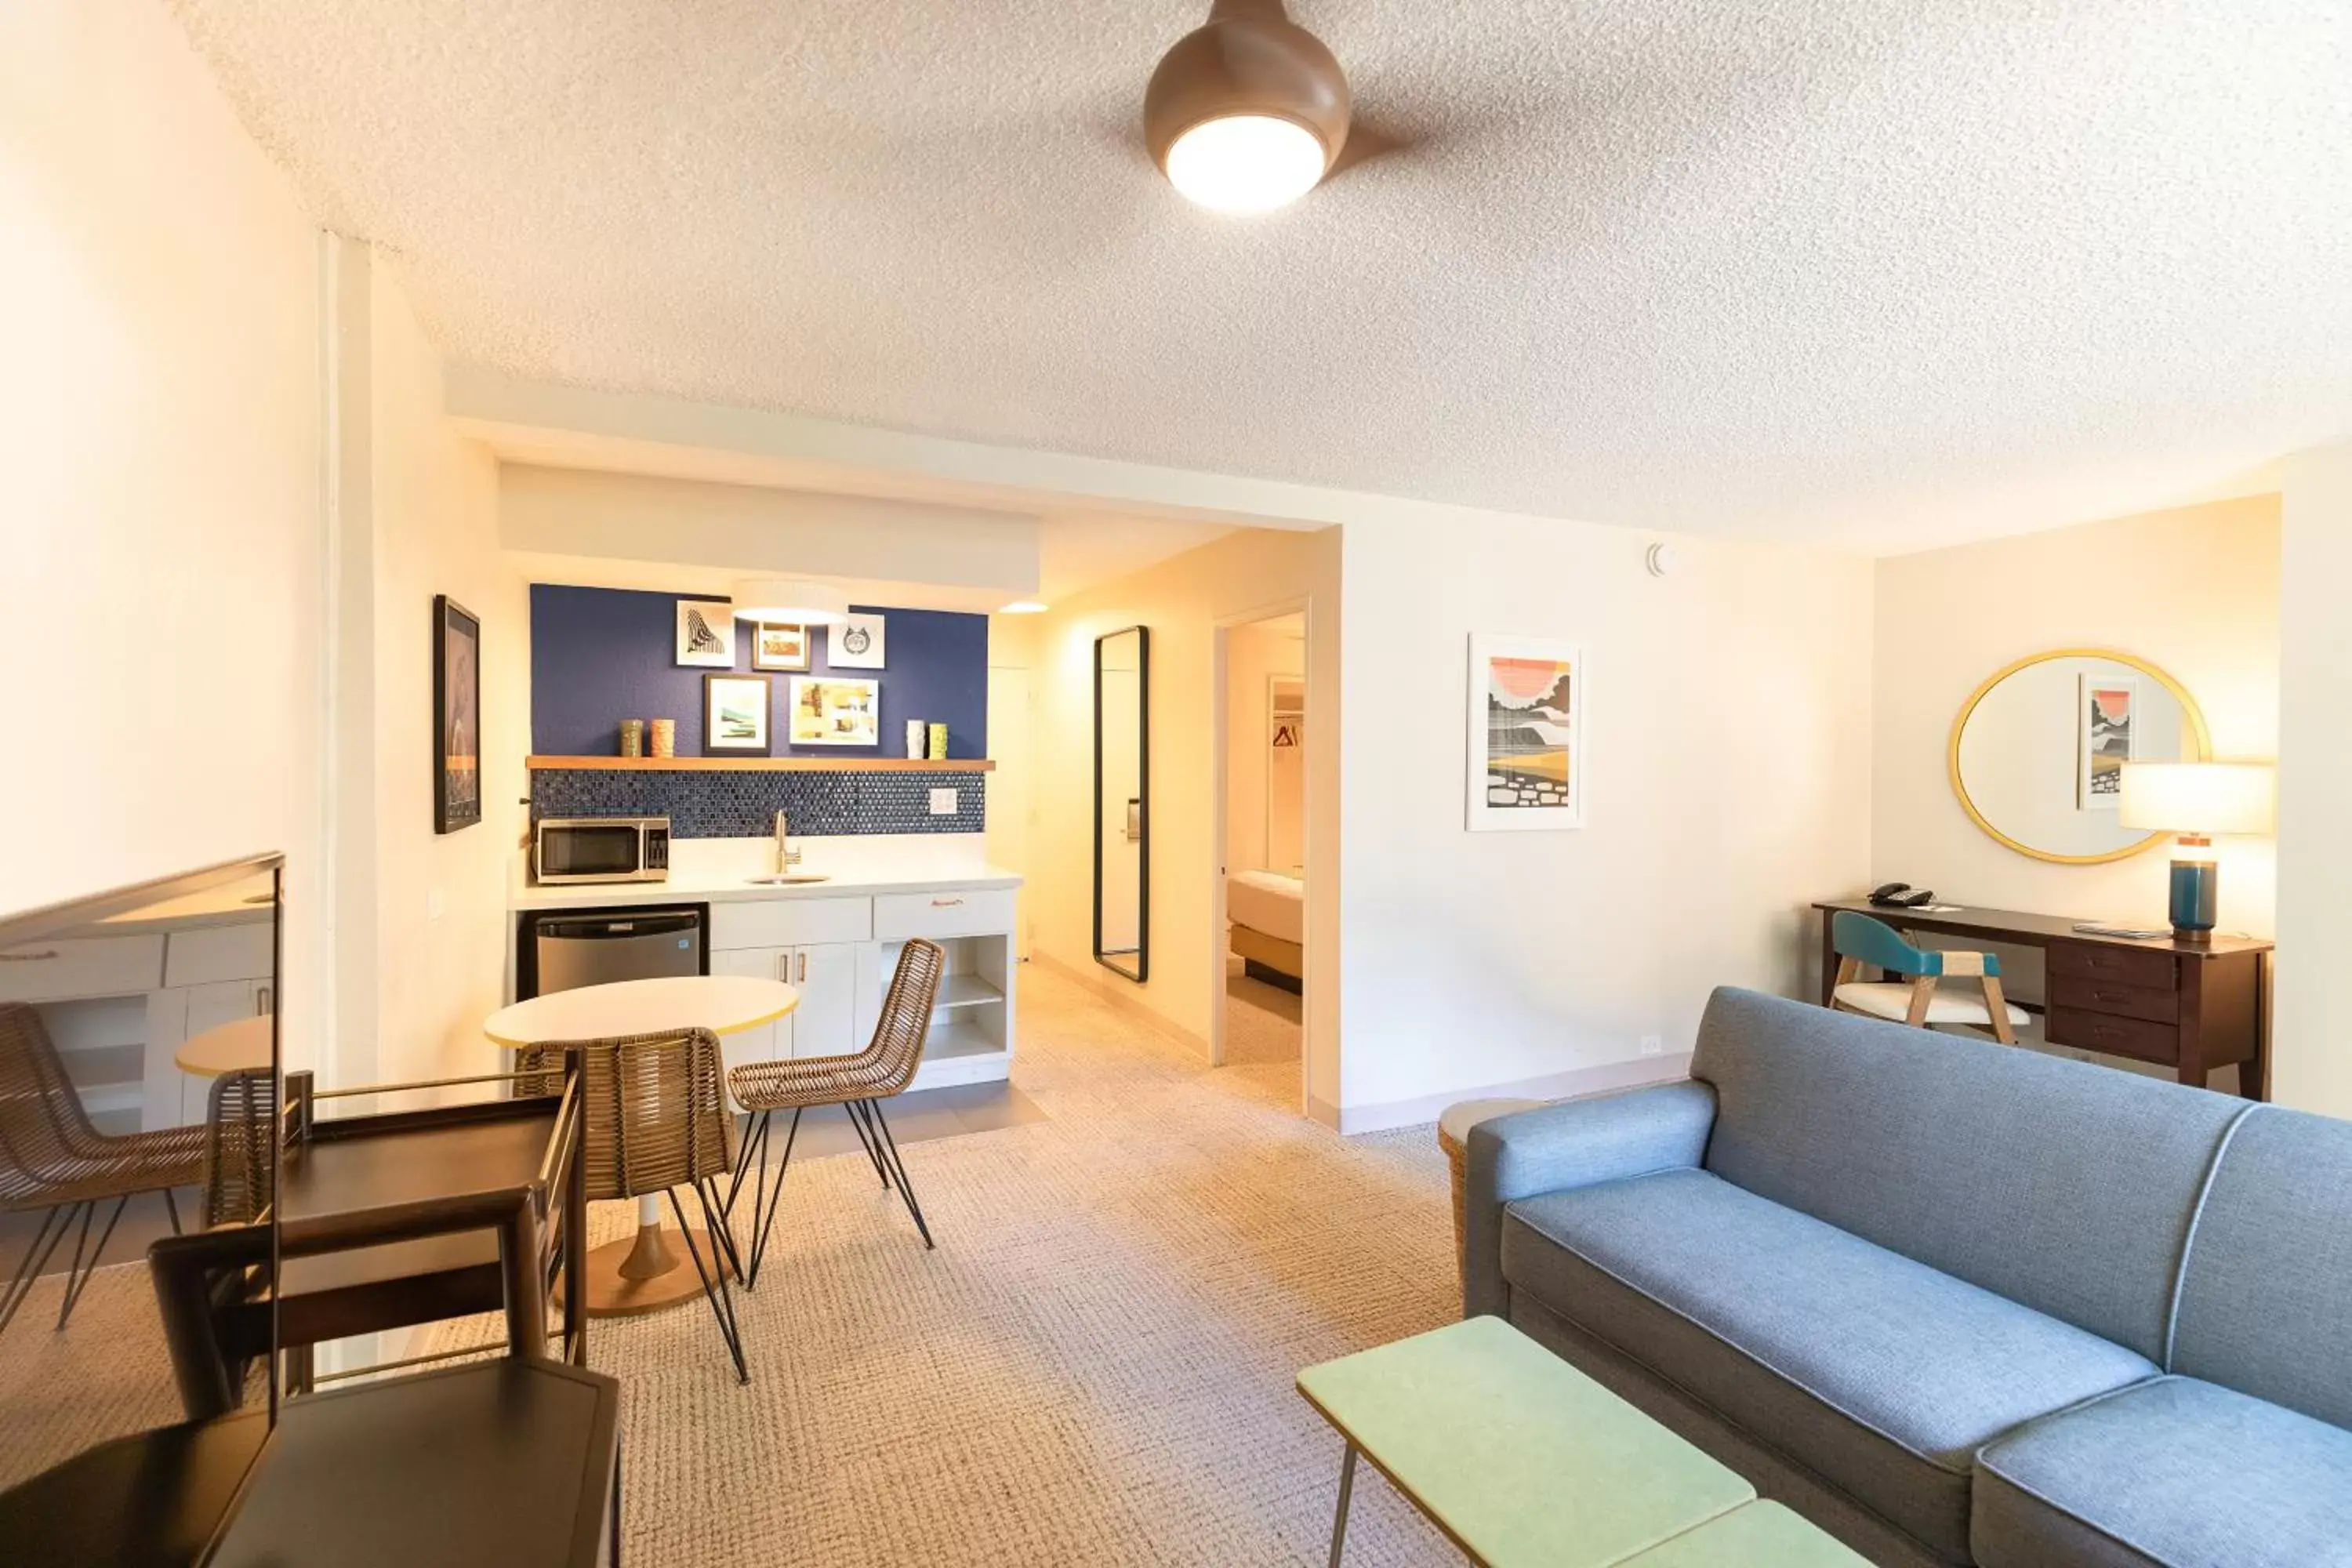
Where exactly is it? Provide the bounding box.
[0,1204,74,1338]
[699,1178,745,1284]
[723,1109,763,1217]
[163,1187,183,1236]
[865,1101,935,1250]
[745,1106,802,1288]
[666,1189,747,1385]
[844,1100,891,1189]
[56,1195,128,1328]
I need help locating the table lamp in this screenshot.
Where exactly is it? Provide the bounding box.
[2118,761,2276,940]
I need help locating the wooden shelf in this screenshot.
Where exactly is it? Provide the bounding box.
[528,755,994,773]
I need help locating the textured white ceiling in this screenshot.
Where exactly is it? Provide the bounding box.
[170,0,2352,550]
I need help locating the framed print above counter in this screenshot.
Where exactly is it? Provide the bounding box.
[703,673,773,756]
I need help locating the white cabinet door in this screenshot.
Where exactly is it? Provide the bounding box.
[709,947,791,1104]
[788,942,862,1060]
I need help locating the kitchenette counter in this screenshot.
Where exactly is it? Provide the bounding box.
[510,862,1022,912]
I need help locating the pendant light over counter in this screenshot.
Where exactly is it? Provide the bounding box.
[1145,1,1352,214]
[731,578,850,625]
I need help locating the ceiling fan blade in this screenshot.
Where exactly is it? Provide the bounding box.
[1328,117,1414,178]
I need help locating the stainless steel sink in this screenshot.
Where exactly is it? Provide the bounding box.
[743,873,831,885]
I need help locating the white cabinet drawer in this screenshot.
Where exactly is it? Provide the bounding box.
[163,920,274,988]
[0,935,165,1004]
[873,888,1017,942]
[709,896,872,952]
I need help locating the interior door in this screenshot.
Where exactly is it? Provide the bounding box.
[789,942,862,1059]
[709,947,790,1104]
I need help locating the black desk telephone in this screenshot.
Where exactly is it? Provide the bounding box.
[1868,882,1936,909]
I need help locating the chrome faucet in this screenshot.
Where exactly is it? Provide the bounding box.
[775,811,800,871]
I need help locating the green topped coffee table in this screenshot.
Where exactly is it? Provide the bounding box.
[1297,1317,1865,1566]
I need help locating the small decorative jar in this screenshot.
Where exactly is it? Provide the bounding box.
[905,719,927,760]
[619,719,645,757]
[927,723,949,760]
[650,718,677,758]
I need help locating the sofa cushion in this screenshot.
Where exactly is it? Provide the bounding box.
[1973,1376,2352,1568]
[1691,988,2245,1360]
[2170,1106,2352,1432]
[1501,1167,2155,1563]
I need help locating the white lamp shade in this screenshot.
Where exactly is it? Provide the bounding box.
[2118,761,2276,836]
[1163,115,1329,213]
[731,578,849,626]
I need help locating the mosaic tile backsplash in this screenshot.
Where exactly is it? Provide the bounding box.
[531,768,987,838]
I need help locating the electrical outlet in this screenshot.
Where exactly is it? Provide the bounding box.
[1639,1034,1664,1057]
[928,787,958,815]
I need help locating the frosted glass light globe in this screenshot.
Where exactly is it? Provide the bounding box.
[1163,115,1328,213]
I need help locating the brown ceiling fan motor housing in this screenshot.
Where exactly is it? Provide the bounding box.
[1143,1,1353,174]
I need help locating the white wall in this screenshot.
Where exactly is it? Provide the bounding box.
[1025,529,1342,1110]
[2274,445,2352,1117]
[365,263,529,1088]
[1336,517,1874,1129]
[0,0,324,1058]
[1226,623,1307,875]
[1872,495,2281,944]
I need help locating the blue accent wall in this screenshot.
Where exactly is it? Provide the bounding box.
[529,586,989,760]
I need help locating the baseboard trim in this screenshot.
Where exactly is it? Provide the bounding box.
[1030,949,1212,1058]
[1333,1052,1696,1136]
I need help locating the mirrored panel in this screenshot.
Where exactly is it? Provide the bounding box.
[1094,626,1149,982]
[1951,650,2209,863]
[0,855,281,1524]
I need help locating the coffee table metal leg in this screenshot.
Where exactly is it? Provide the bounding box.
[1327,1443,1357,1568]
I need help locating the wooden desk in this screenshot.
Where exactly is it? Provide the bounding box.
[1813,900,2272,1099]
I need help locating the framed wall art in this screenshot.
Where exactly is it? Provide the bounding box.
[827,613,886,669]
[675,599,736,667]
[750,621,810,671]
[789,677,880,746]
[433,595,482,833]
[1467,633,1583,832]
[703,673,773,755]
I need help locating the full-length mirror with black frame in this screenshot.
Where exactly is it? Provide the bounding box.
[1094,626,1150,983]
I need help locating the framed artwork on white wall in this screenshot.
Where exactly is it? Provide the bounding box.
[1467,633,1584,831]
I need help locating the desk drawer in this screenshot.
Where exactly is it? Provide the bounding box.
[2050,975,2179,1025]
[710,897,872,951]
[873,888,1016,942]
[2048,1007,2178,1066]
[2048,941,2176,993]
[0,935,165,1004]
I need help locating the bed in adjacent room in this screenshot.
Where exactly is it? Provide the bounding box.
[1226,869,1304,992]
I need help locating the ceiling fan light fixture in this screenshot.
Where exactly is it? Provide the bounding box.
[1145,2,1351,214]
[1164,114,1328,212]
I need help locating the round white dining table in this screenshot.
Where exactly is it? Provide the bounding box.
[174,1013,273,1077]
[482,973,798,1318]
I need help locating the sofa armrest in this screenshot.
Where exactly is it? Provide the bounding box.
[1460,1080,1718,1320]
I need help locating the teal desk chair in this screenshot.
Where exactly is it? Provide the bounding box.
[1830,910,2027,1044]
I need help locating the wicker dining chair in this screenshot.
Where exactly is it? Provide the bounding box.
[535,1025,749,1382]
[1,1002,208,1337]
[725,938,946,1286]
[201,1067,278,1229]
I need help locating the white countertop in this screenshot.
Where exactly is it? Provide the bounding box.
[509,833,1021,912]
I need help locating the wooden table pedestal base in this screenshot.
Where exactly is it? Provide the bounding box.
[581,1216,733,1319]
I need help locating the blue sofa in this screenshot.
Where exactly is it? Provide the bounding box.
[1464,987,2352,1567]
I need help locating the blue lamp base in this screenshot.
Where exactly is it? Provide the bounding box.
[2169,836,2218,940]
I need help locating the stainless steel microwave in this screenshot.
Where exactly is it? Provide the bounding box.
[534,816,671,884]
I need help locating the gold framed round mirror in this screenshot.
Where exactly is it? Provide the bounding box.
[1948,648,2211,865]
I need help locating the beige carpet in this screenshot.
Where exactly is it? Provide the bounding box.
[4,963,1462,1563]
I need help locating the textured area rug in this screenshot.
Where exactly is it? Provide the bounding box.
[2,964,1462,1563]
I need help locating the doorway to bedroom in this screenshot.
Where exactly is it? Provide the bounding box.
[1210,607,1308,1105]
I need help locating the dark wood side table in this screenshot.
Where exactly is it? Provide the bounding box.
[1813,900,2273,1098]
